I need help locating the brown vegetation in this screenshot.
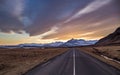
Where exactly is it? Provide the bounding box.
[0,48,68,75]
[77,46,120,69]
[95,27,120,45]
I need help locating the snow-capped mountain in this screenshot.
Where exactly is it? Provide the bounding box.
[44,42,64,47]
[0,39,97,48]
[61,39,97,47]
[18,43,44,47]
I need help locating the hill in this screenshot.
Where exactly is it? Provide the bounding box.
[95,27,120,45]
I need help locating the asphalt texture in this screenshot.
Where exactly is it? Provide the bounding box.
[24,49,120,75]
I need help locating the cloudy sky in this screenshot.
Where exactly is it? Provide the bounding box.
[0,0,119,45]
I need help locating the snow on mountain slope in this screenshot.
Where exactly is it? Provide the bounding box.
[44,42,64,47]
[61,39,97,47]
[0,39,97,48]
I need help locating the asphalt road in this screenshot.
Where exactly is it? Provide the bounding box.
[24,49,120,75]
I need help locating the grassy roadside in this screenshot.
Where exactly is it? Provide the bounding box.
[1,46,119,75]
[0,47,69,75]
[76,46,120,69]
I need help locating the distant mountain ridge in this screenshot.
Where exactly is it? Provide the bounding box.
[61,39,97,47]
[95,27,120,45]
[0,39,97,48]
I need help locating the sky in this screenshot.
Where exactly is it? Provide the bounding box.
[0,0,120,45]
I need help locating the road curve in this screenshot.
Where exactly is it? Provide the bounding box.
[24,49,120,75]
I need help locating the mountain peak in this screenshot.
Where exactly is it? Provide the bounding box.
[115,27,120,33]
[62,39,97,47]
[0,39,98,48]
[67,38,78,42]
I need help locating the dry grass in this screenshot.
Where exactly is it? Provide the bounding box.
[77,46,120,69]
[1,46,119,75]
[0,47,69,75]
[93,46,120,61]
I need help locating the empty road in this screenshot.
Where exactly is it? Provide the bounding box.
[24,49,120,75]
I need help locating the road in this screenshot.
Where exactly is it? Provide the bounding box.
[24,49,120,75]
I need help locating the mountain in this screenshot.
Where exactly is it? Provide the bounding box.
[18,43,44,47]
[43,42,64,47]
[61,39,97,47]
[18,42,64,48]
[19,39,97,48]
[0,39,97,48]
[95,27,120,45]
[3,42,64,48]
[0,44,44,49]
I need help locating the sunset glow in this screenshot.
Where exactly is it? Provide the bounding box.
[0,0,119,45]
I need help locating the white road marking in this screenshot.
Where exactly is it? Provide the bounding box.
[73,50,76,75]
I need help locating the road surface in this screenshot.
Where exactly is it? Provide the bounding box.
[24,49,120,75]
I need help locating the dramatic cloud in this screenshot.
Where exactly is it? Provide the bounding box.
[41,0,120,40]
[23,0,92,36]
[0,0,93,35]
[64,0,112,23]
[0,0,119,45]
[0,0,25,33]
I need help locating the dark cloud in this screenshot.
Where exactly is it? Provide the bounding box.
[41,0,120,40]
[0,0,24,33]
[0,0,93,36]
[0,0,119,39]
[23,0,93,36]
[0,11,24,33]
[114,0,120,12]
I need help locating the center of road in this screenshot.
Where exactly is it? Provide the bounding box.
[73,50,76,75]
[24,49,120,75]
